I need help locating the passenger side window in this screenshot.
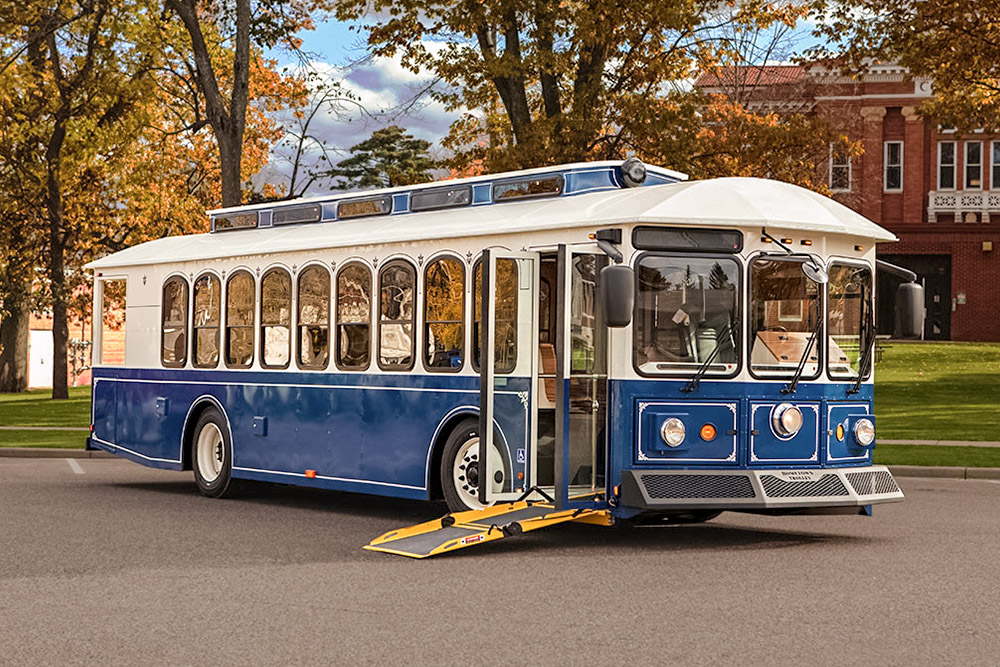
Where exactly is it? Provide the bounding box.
[260,268,291,369]
[424,256,464,371]
[297,265,330,370]
[161,276,188,367]
[379,260,416,370]
[336,262,372,370]
[193,273,220,368]
[226,270,255,368]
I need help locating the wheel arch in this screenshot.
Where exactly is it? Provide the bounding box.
[425,406,515,500]
[180,395,231,472]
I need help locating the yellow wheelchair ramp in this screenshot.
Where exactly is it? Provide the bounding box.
[364,500,612,558]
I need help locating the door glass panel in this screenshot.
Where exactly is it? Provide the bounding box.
[567,254,608,493]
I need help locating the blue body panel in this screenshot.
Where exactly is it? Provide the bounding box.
[91,368,532,500]
[92,367,873,508]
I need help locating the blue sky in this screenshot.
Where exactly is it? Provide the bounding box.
[259,15,827,195]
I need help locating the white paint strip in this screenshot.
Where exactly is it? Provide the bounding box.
[66,458,84,475]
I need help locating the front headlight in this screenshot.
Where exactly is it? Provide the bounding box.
[771,403,803,438]
[854,418,876,447]
[660,418,685,447]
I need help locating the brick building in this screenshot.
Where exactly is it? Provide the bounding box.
[696,63,1000,341]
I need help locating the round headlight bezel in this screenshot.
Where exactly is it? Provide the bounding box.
[660,417,686,447]
[853,418,876,448]
[771,403,804,439]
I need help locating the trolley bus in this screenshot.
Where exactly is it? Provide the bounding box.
[86,159,922,535]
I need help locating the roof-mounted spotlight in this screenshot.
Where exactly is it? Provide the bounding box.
[621,157,647,188]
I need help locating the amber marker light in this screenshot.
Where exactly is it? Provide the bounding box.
[836,424,845,441]
[305,469,317,478]
[854,245,864,251]
[800,239,813,246]
[699,424,717,441]
[781,238,793,244]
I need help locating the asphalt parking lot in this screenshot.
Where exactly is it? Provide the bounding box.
[1,458,998,666]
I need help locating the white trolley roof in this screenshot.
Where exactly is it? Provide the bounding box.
[88,175,896,270]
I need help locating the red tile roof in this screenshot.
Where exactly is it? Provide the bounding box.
[695,65,805,88]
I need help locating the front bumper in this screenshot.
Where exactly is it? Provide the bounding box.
[620,465,903,512]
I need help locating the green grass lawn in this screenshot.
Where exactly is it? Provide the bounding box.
[0,386,91,427]
[875,342,1000,441]
[0,344,997,468]
[0,386,90,448]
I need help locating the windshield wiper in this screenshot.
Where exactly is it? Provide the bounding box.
[848,294,875,395]
[682,319,738,393]
[782,314,823,394]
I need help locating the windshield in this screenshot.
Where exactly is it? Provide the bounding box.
[749,257,822,377]
[634,255,739,375]
[827,263,873,379]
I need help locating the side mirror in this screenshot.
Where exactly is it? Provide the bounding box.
[895,282,925,339]
[601,264,634,328]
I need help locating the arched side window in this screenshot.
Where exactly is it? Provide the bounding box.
[424,256,464,372]
[297,265,330,370]
[336,262,372,370]
[472,258,518,373]
[260,268,291,369]
[378,260,416,371]
[192,273,220,368]
[161,276,188,368]
[226,270,255,368]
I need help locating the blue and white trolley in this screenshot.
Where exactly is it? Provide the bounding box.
[87,160,915,538]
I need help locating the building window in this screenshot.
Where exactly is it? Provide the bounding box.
[225,270,255,368]
[938,141,956,190]
[161,276,188,367]
[966,141,983,189]
[378,260,416,371]
[336,262,372,370]
[424,256,465,371]
[884,141,903,192]
[992,141,1000,190]
[193,273,220,368]
[829,144,851,192]
[260,267,291,369]
[297,265,330,370]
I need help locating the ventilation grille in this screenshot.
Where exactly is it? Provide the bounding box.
[760,474,849,498]
[846,471,900,496]
[641,474,756,499]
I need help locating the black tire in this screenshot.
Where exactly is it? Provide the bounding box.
[440,418,507,513]
[191,407,235,498]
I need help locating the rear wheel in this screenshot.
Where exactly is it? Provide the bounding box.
[191,407,235,498]
[441,418,505,513]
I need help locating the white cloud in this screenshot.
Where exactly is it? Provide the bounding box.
[256,43,462,197]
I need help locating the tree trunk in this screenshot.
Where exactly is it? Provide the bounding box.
[0,283,31,393]
[46,114,69,400]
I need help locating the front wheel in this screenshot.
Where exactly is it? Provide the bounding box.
[191,407,235,498]
[440,419,506,513]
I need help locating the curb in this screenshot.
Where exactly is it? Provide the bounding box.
[0,448,115,459]
[888,465,1000,480]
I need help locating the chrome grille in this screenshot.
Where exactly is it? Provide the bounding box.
[846,471,900,496]
[760,474,849,498]
[641,474,756,499]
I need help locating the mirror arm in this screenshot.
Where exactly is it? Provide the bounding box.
[596,238,623,264]
[876,259,917,283]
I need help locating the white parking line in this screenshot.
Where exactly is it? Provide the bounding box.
[66,459,84,475]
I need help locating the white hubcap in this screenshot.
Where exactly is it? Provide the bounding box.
[196,423,224,483]
[452,436,504,511]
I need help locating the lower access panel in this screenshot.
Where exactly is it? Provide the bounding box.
[637,401,738,464]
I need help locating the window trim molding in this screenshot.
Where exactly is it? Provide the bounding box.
[965,140,984,191]
[192,271,222,369]
[295,263,331,371]
[422,254,466,373]
[883,140,903,193]
[334,260,373,372]
[377,258,417,372]
[224,269,256,369]
[829,143,852,193]
[259,266,292,370]
[938,140,957,191]
[161,274,189,368]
